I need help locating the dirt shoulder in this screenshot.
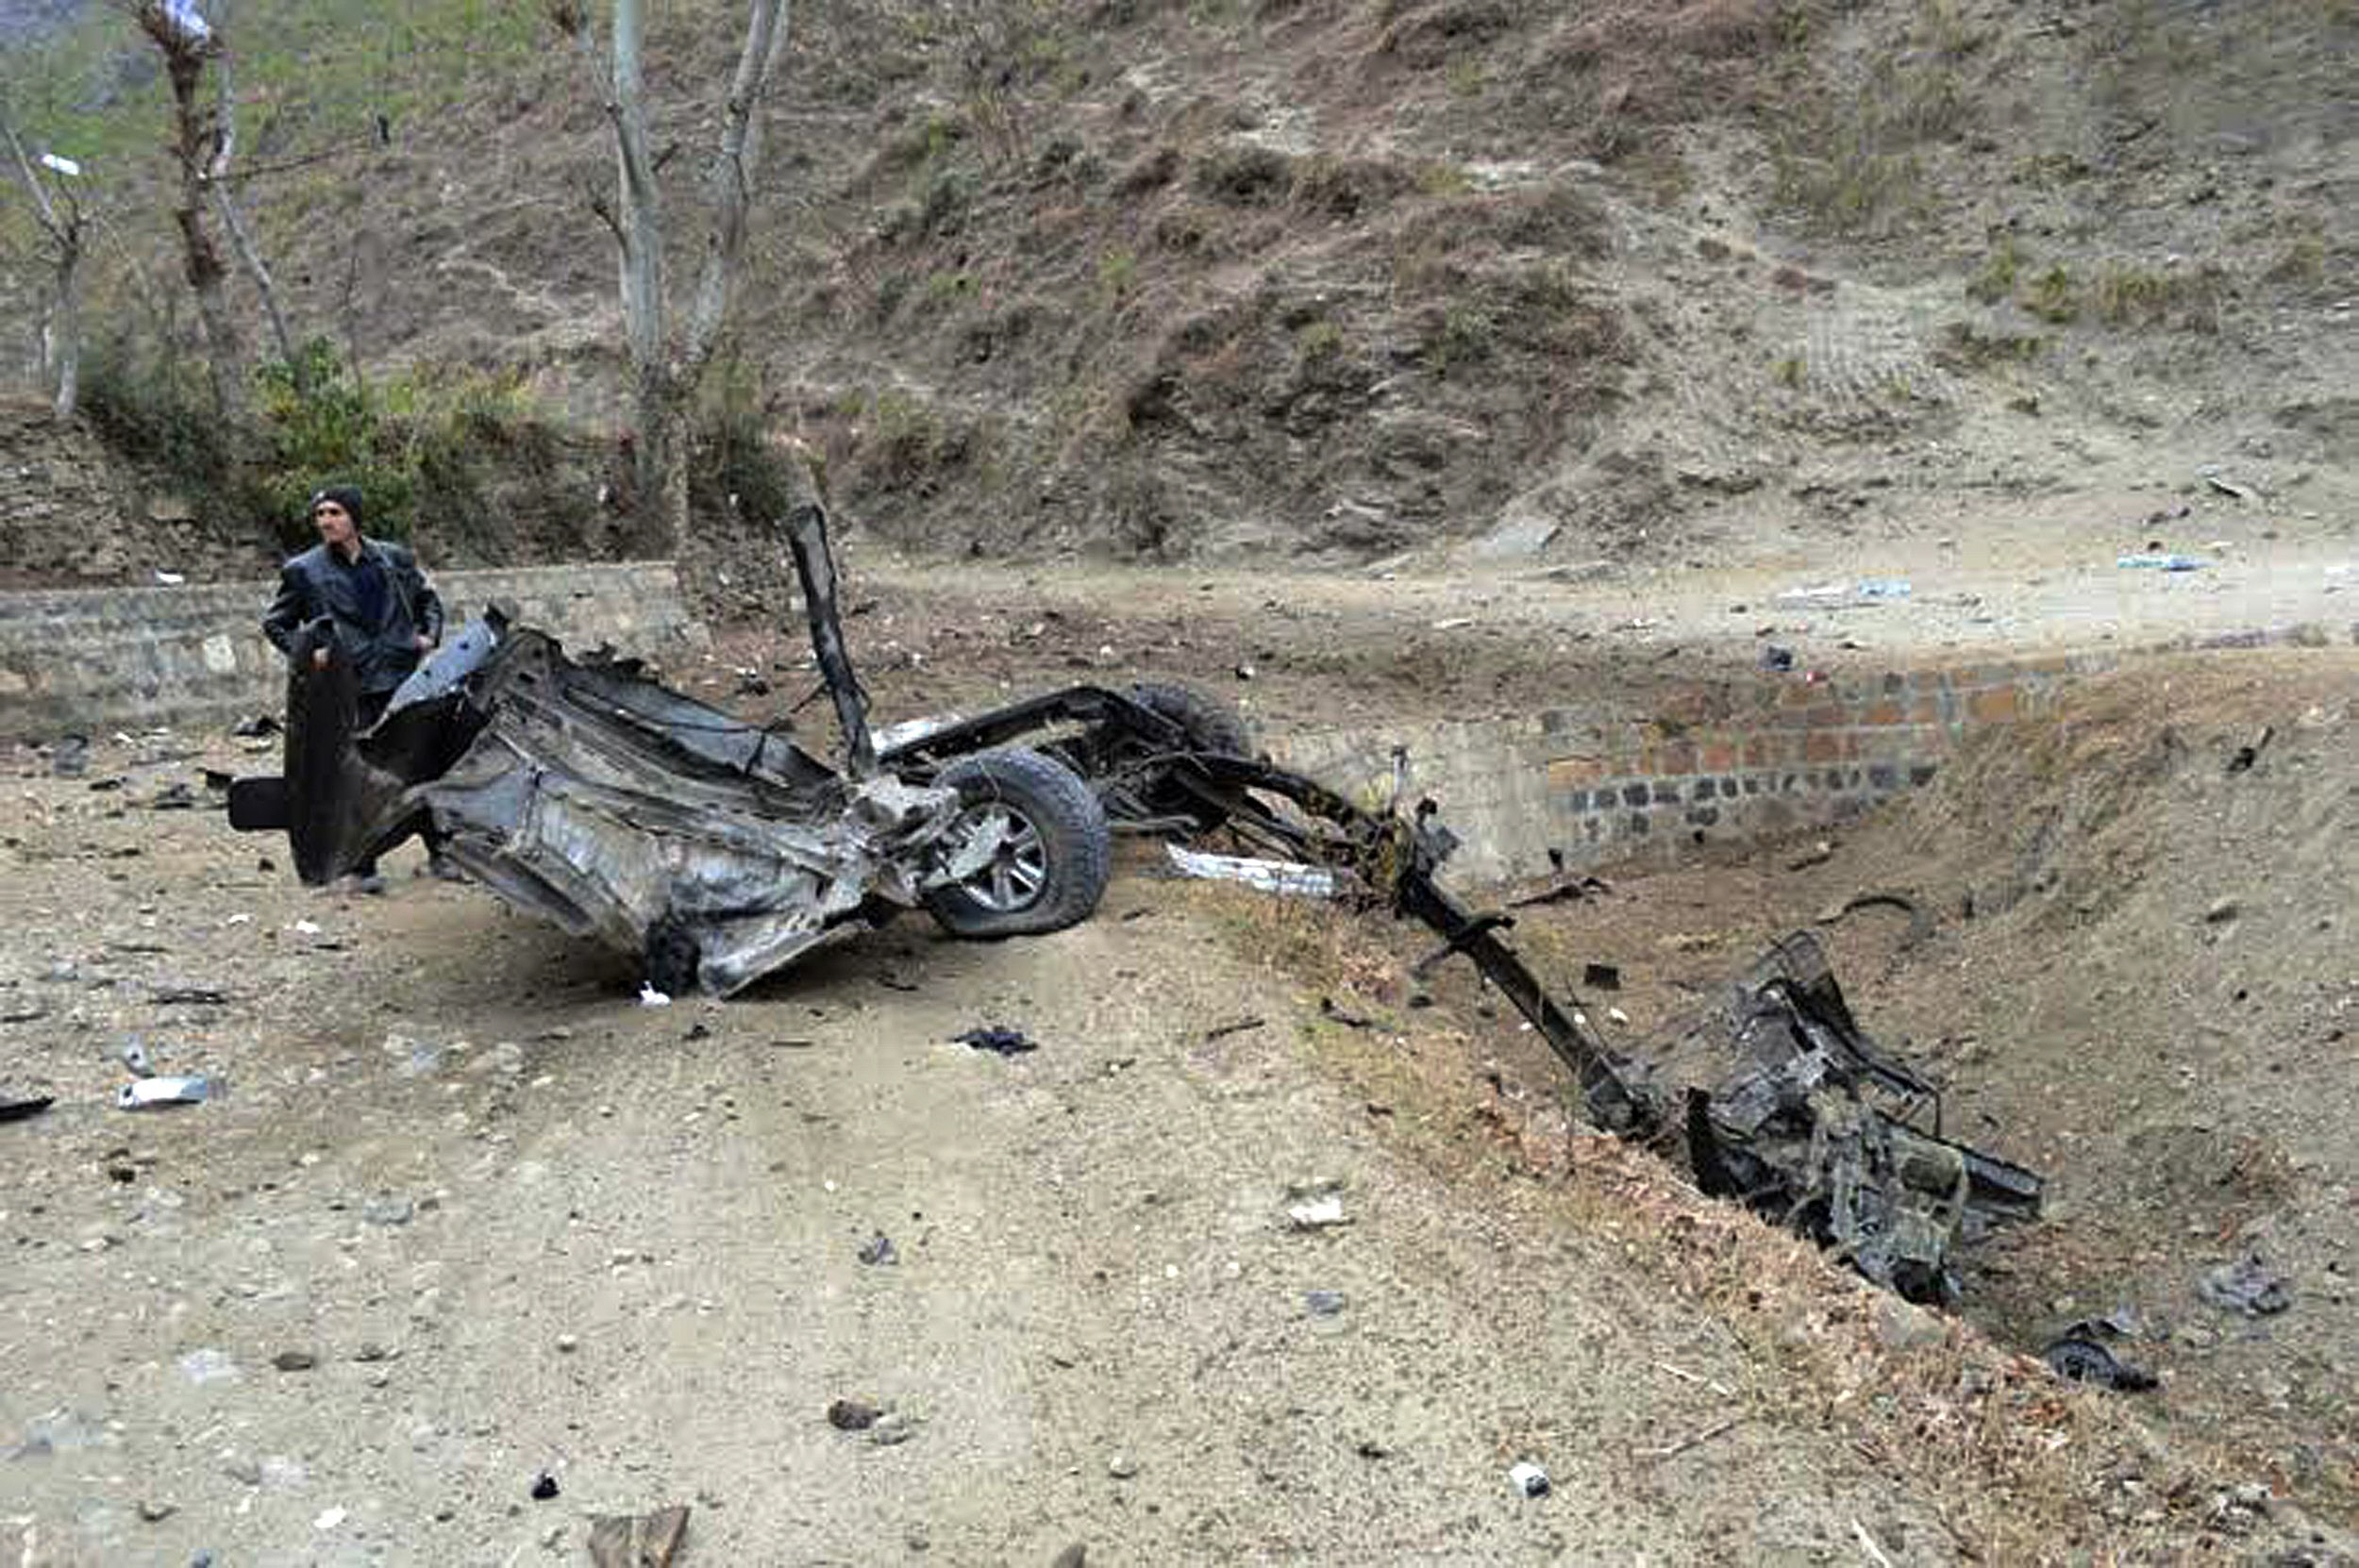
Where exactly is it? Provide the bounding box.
[668,500,2356,747]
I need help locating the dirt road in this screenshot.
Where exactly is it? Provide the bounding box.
[0,759,1940,1564]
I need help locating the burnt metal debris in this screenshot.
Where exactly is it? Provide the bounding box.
[227,468,2039,1302]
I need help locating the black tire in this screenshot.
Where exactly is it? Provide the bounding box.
[1127,681,1256,759]
[923,747,1112,939]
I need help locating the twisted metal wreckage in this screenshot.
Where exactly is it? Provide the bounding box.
[230,486,2041,1306]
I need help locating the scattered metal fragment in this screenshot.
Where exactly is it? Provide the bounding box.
[2200,1254,2292,1316]
[117,1076,213,1110]
[148,985,230,1006]
[2225,726,2272,775]
[1507,873,1612,909]
[1165,842,1338,898]
[1203,1017,1265,1042]
[1286,1194,1349,1230]
[2042,1334,2158,1393]
[588,1505,690,1568]
[956,1026,1036,1057]
[529,1472,560,1501]
[1582,962,1621,992]
[857,1232,899,1266]
[0,1093,55,1124]
[1305,1290,1347,1316]
[1814,890,1934,950]
[1664,934,2040,1304]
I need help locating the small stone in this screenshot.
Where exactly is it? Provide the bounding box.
[1872,1295,1948,1352]
[362,1195,415,1226]
[273,1349,318,1373]
[178,1347,240,1385]
[353,1342,393,1362]
[827,1398,879,1431]
[868,1410,915,1447]
[2203,896,2240,925]
[529,1472,560,1501]
[857,1232,898,1266]
[222,1454,262,1486]
[1305,1290,1347,1317]
[138,1499,177,1524]
[1049,1545,1088,1568]
[556,1334,580,1354]
[1107,1455,1138,1479]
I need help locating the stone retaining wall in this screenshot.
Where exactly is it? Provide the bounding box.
[0,560,703,741]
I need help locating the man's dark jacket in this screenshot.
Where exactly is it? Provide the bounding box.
[260,540,444,694]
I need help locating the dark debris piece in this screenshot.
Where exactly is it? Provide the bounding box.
[2200,1254,2293,1316]
[955,1026,1036,1057]
[0,1093,55,1125]
[857,1232,899,1266]
[529,1473,560,1501]
[827,1398,880,1431]
[2042,1335,2158,1393]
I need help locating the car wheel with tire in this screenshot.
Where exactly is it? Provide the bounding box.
[1125,681,1256,759]
[923,747,1113,939]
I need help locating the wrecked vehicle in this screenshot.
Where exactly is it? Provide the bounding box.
[230,472,2038,1302]
[228,496,1137,995]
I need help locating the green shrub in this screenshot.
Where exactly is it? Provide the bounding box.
[2022,264,2077,324]
[83,332,541,548]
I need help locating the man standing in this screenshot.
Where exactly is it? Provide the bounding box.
[261,485,443,722]
[260,484,446,890]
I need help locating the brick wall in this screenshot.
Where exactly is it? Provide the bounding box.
[1272,629,2349,887]
[0,560,705,741]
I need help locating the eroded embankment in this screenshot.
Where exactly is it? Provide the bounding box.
[1347,645,2359,1529]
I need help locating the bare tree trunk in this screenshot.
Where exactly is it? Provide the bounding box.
[208,38,296,370]
[608,0,673,531]
[149,17,244,416]
[1,112,87,419]
[50,242,80,419]
[560,0,794,552]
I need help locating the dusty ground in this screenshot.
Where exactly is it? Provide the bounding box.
[5,562,2356,1562]
[0,739,2150,1565]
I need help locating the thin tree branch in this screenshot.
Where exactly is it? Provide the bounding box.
[682,0,793,372]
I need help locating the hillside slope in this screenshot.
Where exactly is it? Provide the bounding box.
[5,0,2354,574]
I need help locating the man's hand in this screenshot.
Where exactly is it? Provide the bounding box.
[311,647,330,671]
[414,634,434,652]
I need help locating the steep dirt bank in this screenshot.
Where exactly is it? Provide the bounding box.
[1490,651,2359,1525]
